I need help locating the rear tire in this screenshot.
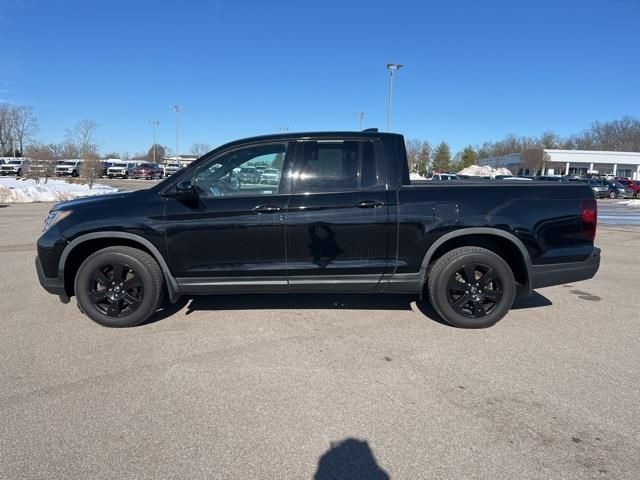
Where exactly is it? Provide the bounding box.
[609,191,617,199]
[427,246,516,329]
[74,246,164,327]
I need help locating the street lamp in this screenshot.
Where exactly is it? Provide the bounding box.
[386,63,403,131]
[172,104,181,165]
[148,120,159,163]
[354,112,365,130]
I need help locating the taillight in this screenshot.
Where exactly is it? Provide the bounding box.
[581,198,597,241]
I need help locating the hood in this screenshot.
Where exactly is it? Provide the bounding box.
[52,191,135,211]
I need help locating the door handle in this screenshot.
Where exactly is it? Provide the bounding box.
[253,204,282,213]
[354,200,385,208]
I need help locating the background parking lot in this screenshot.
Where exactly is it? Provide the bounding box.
[1,202,639,479]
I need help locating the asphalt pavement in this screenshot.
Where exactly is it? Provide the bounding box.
[1,202,639,479]
[597,200,640,225]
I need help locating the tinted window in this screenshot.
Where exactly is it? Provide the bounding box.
[293,140,383,194]
[194,143,287,198]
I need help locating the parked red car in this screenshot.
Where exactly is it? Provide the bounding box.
[615,178,640,198]
[132,163,163,180]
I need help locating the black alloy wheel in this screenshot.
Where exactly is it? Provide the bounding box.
[75,246,164,327]
[427,246,516,328]
[87,262,143,317]
[446,263,503,318]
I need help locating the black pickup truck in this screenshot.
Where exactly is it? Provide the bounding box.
[36,130,600,328]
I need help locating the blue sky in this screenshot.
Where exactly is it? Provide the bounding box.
[1,0,639,155]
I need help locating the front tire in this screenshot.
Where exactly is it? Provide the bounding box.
[427,246,516,328]
[609,191,617,199]
[74,246,164,327]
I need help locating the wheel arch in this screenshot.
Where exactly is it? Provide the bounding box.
[419,228,533,294]
[59,232,180,302]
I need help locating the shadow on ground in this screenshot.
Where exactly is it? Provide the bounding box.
[145,291,552,327]
[314,438,390,480]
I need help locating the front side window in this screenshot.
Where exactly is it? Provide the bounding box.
[194,143,287,198]
[292,139,383,194]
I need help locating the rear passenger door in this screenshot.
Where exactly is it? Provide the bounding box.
[285,138,390,292]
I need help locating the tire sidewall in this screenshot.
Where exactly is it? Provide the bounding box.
[75,250,159,327]
[431,252,516,329]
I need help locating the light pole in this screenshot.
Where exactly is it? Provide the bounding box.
[149,120,159,163]
[386,63,403,131]
[354,112,365,130]
[172,104,181,165]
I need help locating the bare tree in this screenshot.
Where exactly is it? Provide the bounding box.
[13,106,38,154]
[66,119,98,156]
[521,148,546,175]
[81,152,102,188]
[147,144,166,163]
[191,143,212,157]
[405,139,422,172]
[24,142,55,183]
[0,104,15,155]
[65,120,101,187]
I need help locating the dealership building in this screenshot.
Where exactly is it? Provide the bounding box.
[478,149,640,179]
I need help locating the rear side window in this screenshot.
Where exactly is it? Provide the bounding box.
[293,139,384,194]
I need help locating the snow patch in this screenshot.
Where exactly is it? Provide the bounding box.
[409,172,427,180]
[0,177,118,203]
[457,165,513,177]
[618,200,640,208]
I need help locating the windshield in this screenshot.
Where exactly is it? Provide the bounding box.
[61,161,77,166]
[7,160,22,165]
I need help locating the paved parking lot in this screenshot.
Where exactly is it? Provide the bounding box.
[598,201,640,225]
[1,202,639,479]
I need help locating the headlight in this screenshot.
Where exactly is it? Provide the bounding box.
[43,210,72,232]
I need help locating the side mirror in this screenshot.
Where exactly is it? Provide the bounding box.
[174,180,198,204]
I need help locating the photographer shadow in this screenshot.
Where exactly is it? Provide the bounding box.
[314,438,390,480]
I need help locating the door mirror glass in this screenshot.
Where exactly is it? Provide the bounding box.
[175,180,198,203]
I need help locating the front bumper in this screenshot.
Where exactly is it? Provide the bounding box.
[35,256,69,303]
[529,247,601,289]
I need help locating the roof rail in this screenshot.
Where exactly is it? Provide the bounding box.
[362,128,378,133]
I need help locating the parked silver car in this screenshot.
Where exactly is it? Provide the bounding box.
[587,179,609,199]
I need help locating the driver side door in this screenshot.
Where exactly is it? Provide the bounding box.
[163,141,293,293]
